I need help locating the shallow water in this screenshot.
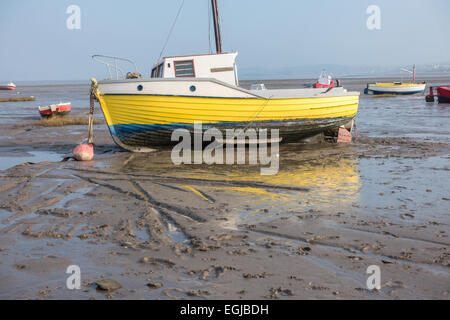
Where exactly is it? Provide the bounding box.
[357,93,450,142]
[0,83,90,124]
[0,151,63,171]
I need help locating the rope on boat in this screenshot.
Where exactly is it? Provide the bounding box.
[207,0,212,53]
[242,95,274,132]
[157,0,186,62]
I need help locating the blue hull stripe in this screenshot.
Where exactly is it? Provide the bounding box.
[109,117,351,137]
[106,117,354,148]
[369,90,424,95]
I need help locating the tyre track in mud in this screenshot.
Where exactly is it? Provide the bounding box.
[72,174,205,223]
[236,226,449,297]
[71,174,198,247]
[1,171,197,248]
[0,179,96,239]
[238,225,450,275]
[68,168,310,193]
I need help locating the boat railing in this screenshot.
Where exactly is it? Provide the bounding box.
[92,55,139,80]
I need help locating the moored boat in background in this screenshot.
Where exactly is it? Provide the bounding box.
[426,86,450,103]
[437,87,450,103]
[364,65,426,95]
[0,82,16,90]
[312,70,335,88]
[38,102,71,118]
[365,82,426,95]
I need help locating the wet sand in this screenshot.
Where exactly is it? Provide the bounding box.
[0,81,449,300]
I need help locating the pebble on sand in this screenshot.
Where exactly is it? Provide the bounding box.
[147,282,163,290]
[96,279,122,292]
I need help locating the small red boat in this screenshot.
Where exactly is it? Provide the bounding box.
[313,70,335,88]
[437,87,450,103]
[0,82,16,90]
[426,86,450,103]
[38,102,71,118]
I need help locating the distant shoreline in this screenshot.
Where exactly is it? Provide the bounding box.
[2,74,449,87]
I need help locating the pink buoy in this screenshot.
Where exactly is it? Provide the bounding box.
[73,143,94,161]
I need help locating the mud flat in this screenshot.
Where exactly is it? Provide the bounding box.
[0,80,449,300]
[0,115,449,300]
[16,117,103,128]
[0,97,35,102]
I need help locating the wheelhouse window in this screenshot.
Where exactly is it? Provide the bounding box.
[151,63,164,78]
[157,64,164,77]
[174,60,195,77]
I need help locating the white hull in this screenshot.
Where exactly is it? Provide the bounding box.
[367,83,426,94]
[97,78,358,99]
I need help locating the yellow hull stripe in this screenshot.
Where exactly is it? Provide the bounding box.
[371,83,424,87]
[97,93,359,126]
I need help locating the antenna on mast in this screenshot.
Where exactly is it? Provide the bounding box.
[401,65,417,82]
[211,0,223,54]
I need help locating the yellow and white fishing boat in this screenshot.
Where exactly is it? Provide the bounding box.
[92,1,359,151]
[365,82,426,95]
[364,65,426,95]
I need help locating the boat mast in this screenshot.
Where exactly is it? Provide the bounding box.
[413,64,416,82]
[211,0,223,54]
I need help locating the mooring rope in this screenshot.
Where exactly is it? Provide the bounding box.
[208,0,212,53]
[242,95,274,132]
[88,78,98,144]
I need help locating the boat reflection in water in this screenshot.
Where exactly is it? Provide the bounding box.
[102,145,361,225]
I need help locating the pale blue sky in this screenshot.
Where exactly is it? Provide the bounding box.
[0,0,449,80]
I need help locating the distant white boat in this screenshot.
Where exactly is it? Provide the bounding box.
[364,65,426,95]
[365,82,426,95]
[0,82,16,90]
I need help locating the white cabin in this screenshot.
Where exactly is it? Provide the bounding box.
[151,52,239,86]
